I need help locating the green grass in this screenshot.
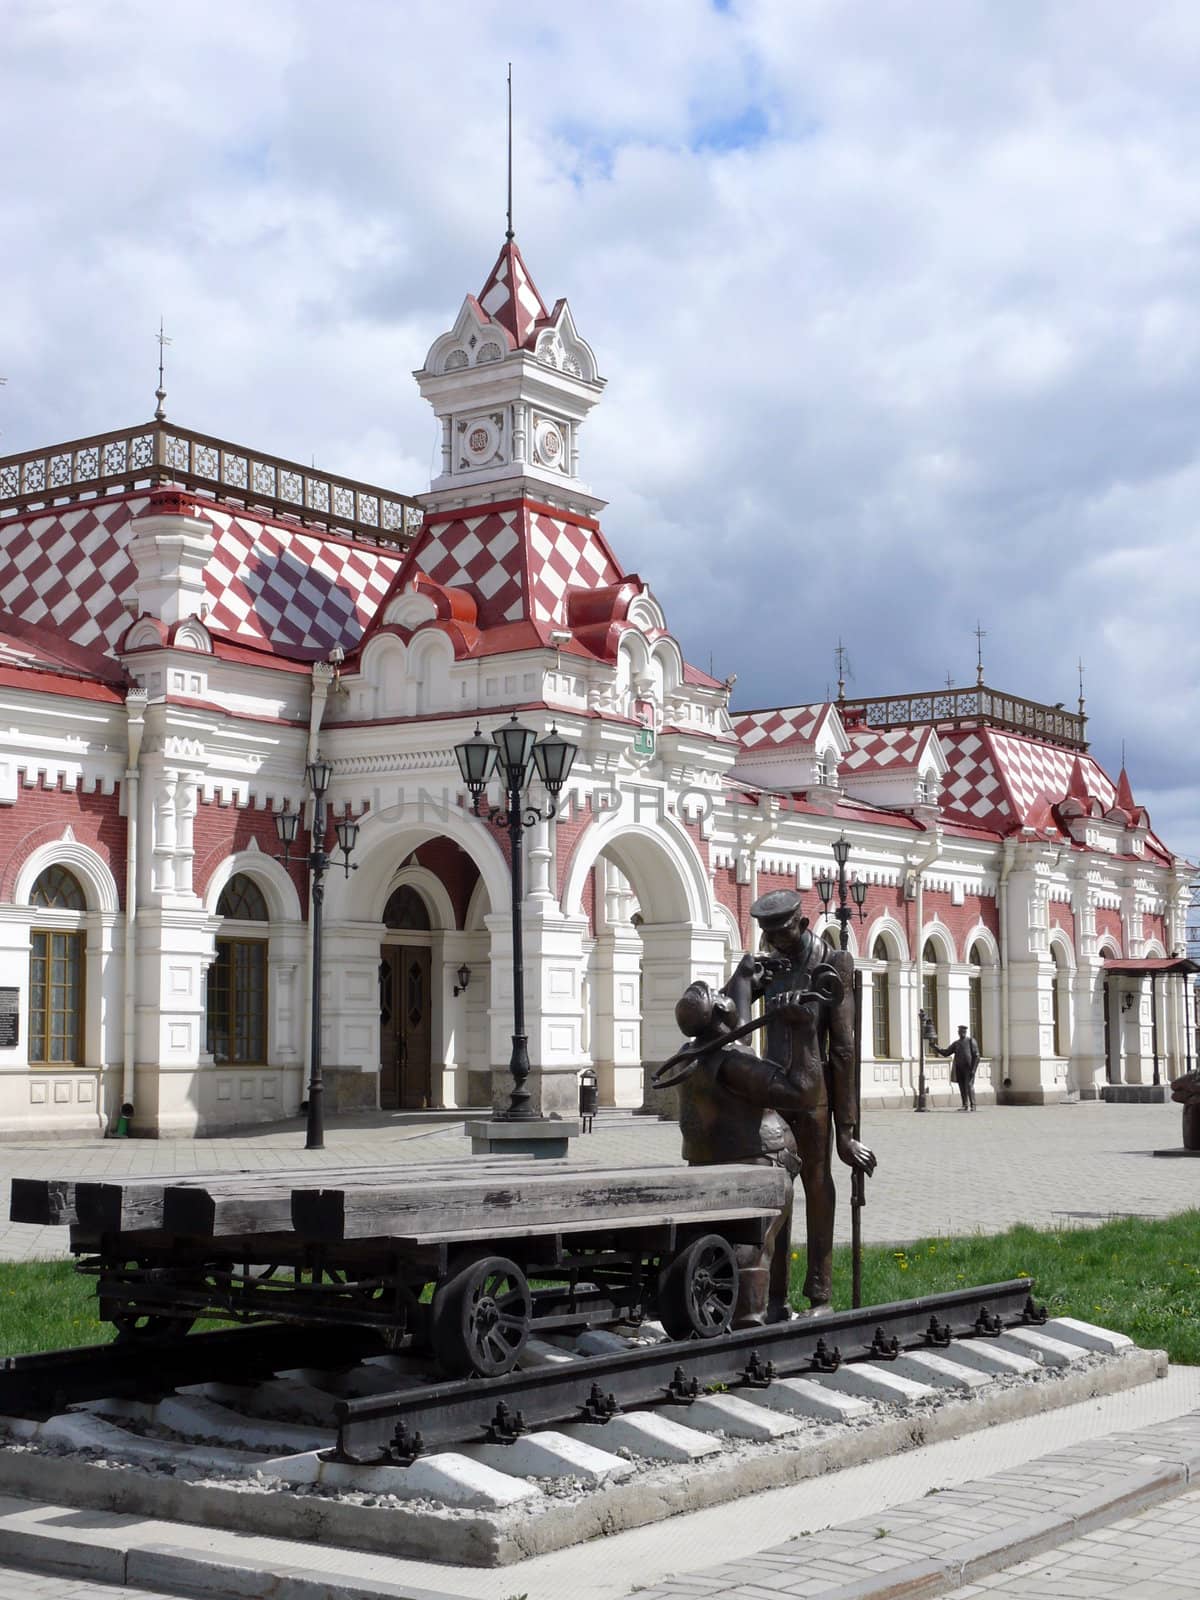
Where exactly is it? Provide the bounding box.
[0,1259,106,1355]
[802,1210,1200,1365]
[3,1210,1198,1363]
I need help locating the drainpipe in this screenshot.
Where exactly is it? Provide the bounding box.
[122,688,149,1117]
[742,794,779,948]
[301,664,335,1090]
[909,828,943,1102]
[998,838,1016,1095]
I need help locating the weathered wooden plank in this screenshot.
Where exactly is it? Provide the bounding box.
[28,1156,526,1234]
[382,1204,780,1249]
[175,1159,588,1240]
[294,1164,789,1244]
[8,1177,74,1226]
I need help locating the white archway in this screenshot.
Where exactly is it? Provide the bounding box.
[866,914,909,962]
[375,864,457,931]
[203,849,303,922]
[561,807,711,928]
[324,800,508,922]
[15,839,120,915]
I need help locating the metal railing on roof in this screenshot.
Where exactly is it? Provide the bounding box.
[0,420,423,549]
[840,684,1087,750]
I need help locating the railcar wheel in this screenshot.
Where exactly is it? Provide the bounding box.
[429,1255,532,1377]
[657,1234,739,1340]
[100,1261,196,1342]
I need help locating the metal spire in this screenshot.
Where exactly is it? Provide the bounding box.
[1077,657,1086,718]
[834,639,848,702]
[154,316,172,421]
[974,620,987,686]
[944,671,955,690]
[506,63,514,241]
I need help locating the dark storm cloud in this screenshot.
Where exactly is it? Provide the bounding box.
[2,0,1196,855]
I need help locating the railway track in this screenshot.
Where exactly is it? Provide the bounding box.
[3,1278,1040,1459]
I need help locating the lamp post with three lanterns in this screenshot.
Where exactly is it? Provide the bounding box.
[274,755,359,1150]
[815,834,869,951]
[455,715,578,1121]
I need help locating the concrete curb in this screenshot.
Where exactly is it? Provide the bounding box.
[2,1452,1196,1600]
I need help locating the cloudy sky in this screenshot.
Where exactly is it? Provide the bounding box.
[3,1,1198,859]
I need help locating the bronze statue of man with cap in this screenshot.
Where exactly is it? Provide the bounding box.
[661,951,805,1326]
[750,887,876,1316]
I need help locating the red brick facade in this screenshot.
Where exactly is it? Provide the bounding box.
[193,798,308,909]
[0,778,125,905]
[1096,906,1123,953]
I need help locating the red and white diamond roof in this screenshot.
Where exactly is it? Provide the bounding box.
[843,725,934,774]
[732,703,832,752]
[939,727,1116,832]
[396,501,622,632]
[0,492,402,659]
[477,239,551,351]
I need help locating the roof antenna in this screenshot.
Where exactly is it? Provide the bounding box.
[974,619,987,687]
[506,63,514,241]
[834,639,849,702]
[154,316,172,421]
[1077,657,1086,717]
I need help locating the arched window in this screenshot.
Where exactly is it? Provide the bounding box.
[871,935,892,1058]
[922,938,940,1036]
[217,874,269,921]
[207,873,269,1065]
[1051,943,1067,1056]
[30,865,86,911]
[383,884,431,930]
[968,942,986,1052]
[28,866,87,1065]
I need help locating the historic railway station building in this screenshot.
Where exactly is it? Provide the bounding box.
[0,238,1193,1137]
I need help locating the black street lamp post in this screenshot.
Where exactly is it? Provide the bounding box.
[455,715,578,1121]
[815,833,869,951]
[274,756,359,1150]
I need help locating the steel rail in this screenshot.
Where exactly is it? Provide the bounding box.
[332,1278,1041,1461]
[0,1323,385,1417]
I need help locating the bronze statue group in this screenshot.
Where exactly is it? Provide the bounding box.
[655,889,876,1327]
[656,888,985,1327]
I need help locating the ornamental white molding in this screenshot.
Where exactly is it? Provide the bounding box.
[14,837,121,915]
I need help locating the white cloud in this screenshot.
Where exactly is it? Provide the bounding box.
[2,0,1198,858]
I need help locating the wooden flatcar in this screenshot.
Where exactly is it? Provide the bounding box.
[12,1160,789,1377]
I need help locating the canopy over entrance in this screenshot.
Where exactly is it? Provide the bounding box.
[1102,957,1199,976]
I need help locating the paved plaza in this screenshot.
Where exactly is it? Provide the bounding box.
[1,1098,1194,1263]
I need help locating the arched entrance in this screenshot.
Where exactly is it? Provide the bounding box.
[562,806,720,1107]
[379,884,434,1109]
[323,808,504,1110]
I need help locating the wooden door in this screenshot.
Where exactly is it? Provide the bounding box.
[379,945,432,1109]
